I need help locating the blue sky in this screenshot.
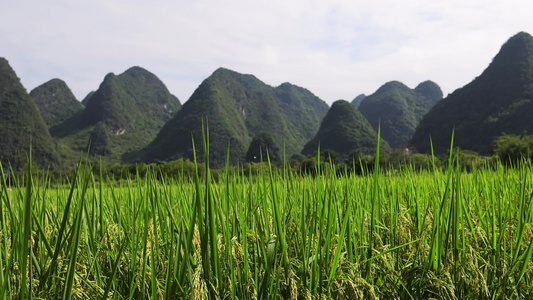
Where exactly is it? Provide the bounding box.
[1,0,533,105]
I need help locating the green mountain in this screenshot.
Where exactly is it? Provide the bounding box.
[81,91,95,106]
[351,94,366,107]
[138,67,329,167]
[411,31,533,154]
[30,78,84,128]
[302,100,387,156]
[358,80,442,148]
[0,57,60,170]
[53,66,181,162]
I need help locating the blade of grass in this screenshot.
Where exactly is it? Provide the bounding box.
[63,162,91,299]
[101,235,127,300]
[366,123,381,282]
[19,149,33,299]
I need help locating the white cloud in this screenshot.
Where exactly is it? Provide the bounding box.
[1,0,533,104]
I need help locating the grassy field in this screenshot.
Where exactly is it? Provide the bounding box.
[2,142,533,299]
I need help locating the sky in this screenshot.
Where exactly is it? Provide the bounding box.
[1,0,533,105]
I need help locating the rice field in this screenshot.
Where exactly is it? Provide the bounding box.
[2,141,533,299]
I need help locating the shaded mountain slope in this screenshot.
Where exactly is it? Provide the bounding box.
[138,68,329,167]
[358,80,442,148]
[30,78,84,128]
[302,100,387,156]
[411,31,533,154]
[81,91,95,106]
[53,66,181,162]
[0,58,60,170]
[351,94,366,107]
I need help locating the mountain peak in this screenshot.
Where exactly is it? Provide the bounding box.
[358,80,442,148]
[485,31,533,79]
[212,67,244,78]
[140,68,328,167]
[0,57,60,170]
[302,99,386,156]
[507,31,533,43]
[351,94,366,107]
[30,78,83,128]
[414,80,443,101]
[125,66,149,73]
[102,72,115,83]
[48,66,183,162]
[411,31,533,154]
[375,81,409,93]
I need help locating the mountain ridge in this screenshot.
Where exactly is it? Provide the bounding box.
[0,57,61,170]
[411,31,533,154]
[137,67,329,167]
[30,78,84,128]
[302,100,386,156]
[50,66,182,163]
[358,80,442,148]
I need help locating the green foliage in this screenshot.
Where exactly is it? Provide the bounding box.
[81,90,95,106]
[0,57,61,171]
[346,149,374,170]
[302,100,388,157]
[412,32,533,154]
[88,122,111,156]
[492,133,533,164]
[245,131,281,163]
[80,67,181,130]
[274,82,330,143]
[4,144,533,298]
[52,66,182,164]
[358,80,442,148]
[320,148,340,164]
[409,153,432,170]
[455,149,486,171]
[351,93,366,107]
[30,78,84,128]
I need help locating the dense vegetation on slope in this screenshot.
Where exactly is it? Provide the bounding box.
[139,68,329,167]
[274,82,330,148]
[358,80,442,148]
[302,100,387,156]
[79,67,181,130]
[412,32,533,154]
[492,133,533,165]
[351,94,366,107]
[30,78,84,128]
[81,91,95,106]
[52,66,181,163]
[0,57,60,170]
[245,131,281,163]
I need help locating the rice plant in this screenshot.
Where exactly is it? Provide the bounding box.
[1,133,533,299]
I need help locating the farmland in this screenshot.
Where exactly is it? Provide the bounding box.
[1,147,533,299]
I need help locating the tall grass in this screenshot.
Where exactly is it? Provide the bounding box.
[2,137,533,298]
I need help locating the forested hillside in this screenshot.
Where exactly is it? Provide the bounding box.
[411,32,533,154]
[138,68,329,167]
[0,58,60,170]
[358,80,442,148]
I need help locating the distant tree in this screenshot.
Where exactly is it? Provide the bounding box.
[409,153,431,171]
[346,149,373,174]
[492,133,533,165]
[457,149,483,171]
[300,157,317,175]
[288,153,305,171]
[245,132,281,163]
[320,149,340,165]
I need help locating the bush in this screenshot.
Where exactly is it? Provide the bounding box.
[492,133,533,165]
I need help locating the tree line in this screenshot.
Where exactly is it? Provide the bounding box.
[3,132,532,185]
